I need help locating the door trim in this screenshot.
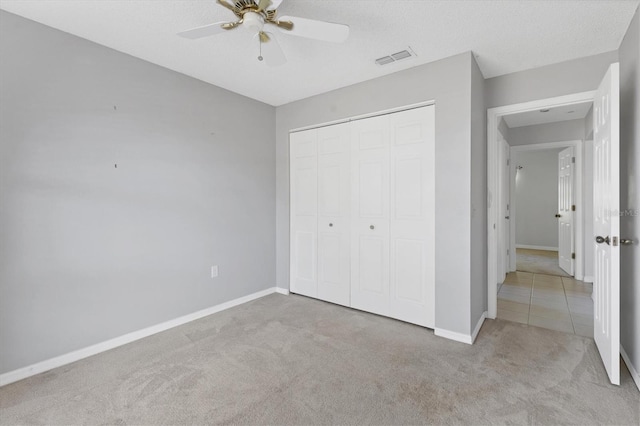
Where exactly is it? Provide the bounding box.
[487,91,595,319]
[290,100,435,133]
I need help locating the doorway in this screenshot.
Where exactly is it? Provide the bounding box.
[494,108,594,336]
[487,64,622,385]
[510,141,583,278]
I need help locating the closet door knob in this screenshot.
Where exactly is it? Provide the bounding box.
[329,223,333,227]
[370,225,375,230]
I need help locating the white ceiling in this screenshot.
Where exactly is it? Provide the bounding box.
[1,0,638,106]
[504,101,593,128]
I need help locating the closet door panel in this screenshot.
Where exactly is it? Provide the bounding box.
[389,106,435,328]
[350,115,391,317]
[317,124,351,306]
[290,130,318,298]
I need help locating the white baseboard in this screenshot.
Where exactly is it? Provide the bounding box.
[583,275,594,283]
[435,311,487,345]
[516,244,558,251]
[471,311,487,343]
[620,345,640,392]
[0,287,280,387]
[435,328,473,345]
[275,287,290,295]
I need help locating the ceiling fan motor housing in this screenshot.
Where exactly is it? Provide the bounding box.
[243,11,264,33]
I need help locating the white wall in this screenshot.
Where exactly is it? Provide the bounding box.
[508,118,586,146]
[0,11,276,375]
[619,4,640,388]
[513,149,563,249]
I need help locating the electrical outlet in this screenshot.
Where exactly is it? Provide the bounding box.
[211,265,218,278]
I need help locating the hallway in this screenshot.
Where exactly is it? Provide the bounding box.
[497,271,593,337]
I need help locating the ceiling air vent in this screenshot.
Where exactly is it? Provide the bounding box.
[375,47,416,66]
[375,56,395,66]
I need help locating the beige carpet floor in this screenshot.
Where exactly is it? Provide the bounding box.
[516,248,571,277]
[1,294,638,425]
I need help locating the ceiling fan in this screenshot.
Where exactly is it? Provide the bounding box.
[177,0,350,66]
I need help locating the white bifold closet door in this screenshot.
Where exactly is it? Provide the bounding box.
[317,123,351,306]
[389,107,435,327]
[350,114,391,317]
[290,105,435,328]
[351,107,435,327]
[290,130,318,298]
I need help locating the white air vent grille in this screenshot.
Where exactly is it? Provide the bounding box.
[375,47,416,66]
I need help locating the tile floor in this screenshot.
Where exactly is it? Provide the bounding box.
[497,271,594,337]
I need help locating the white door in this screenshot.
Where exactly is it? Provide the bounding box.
[558,146,575,275]
[350,114,391,317]
[317,123,351,306]
[290,129,318,298]
[388,106,435,327]
[498,139,511,281]
[593,63,620,385]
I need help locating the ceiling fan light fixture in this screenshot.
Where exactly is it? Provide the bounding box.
[243,11,264,32]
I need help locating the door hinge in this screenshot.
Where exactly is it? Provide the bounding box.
[507,249,510,255]
[571,253,575,259]
[507,203,510,211]
[572,205,576,211]
[571,157,576,163]
[507,159,510,166]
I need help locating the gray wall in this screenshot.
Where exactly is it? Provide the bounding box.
[619,4,640,386]
[486,51,618,109]
[276,52,475,336]
[508,119,586,146]
[470,56,487,332]
[0,11,276,374]
[585,105,594,140]
[498,118,510,142]
[513,149,563,249]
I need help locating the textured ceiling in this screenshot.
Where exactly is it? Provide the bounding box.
[1,0,638,106]
[504,101,592,128]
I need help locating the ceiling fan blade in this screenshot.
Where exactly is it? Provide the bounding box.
[256,0,272,12]
[177,21,229,39]
[276,16,349,43]
[257,32,286,67]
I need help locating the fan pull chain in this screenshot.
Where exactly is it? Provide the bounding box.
[258,37,264,62]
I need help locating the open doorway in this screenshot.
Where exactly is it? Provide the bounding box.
[510,142,584,278]
[493,103,594,337]
[513,146,572,277]
[487,64,622,386]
